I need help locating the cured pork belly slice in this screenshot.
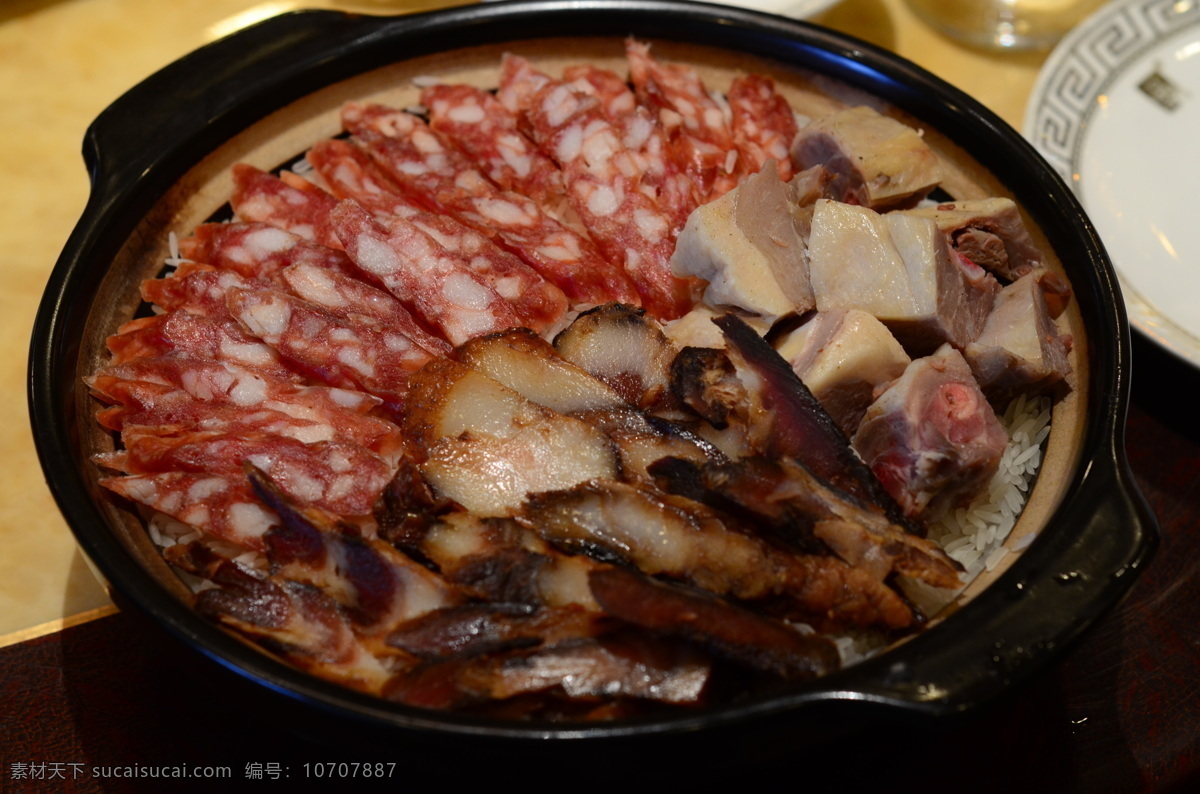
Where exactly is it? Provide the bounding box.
[728,74,799,183]
[386,603,608,661]
[402,357,619,517]
[249,467,461,636]
[281,262,451,357]
[166,542,393,693]
[230,164,343,249]
[774,309,911,436]
[807,199,1000,355]
[672,162,814,324]
[523,481,915,630]
[178,221,358,285]
[899,198,1045,283]
[306,139,567,334]
[421,82,566,208]
[715,313,919,534]
[457,329,723,481]
[588,566,840,681]
[99,430,391,517]
[574,406,725,484]
[416,512,603,610]
[523,78,695,318]
[344,102,636,309]
[648,456,961,588]
[963,272,1072,406]
[668,346,748,432]
[330,201,522,347]
[227,286,434,410]
[552,303,678,411]
[790,106,941,210]
[90,354,404,457]
[626,39,740,200]
[853,344,1008,521]
[106,312,300,383]
[386,631,711,710]
[662,304,771,350]
[457,328,627,414]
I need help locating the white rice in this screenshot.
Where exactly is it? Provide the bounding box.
[840,392,1052,662]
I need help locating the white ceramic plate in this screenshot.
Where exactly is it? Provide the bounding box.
[1025,0,1200,367]
[706,0,844,18]
[482,0,845,18]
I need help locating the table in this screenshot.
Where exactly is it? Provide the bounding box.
[2,0,1197,790]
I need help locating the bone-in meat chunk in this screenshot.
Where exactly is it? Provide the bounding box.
[853,344,1008,521]
[964,272,1072,407]
[899,198,1044,281]
[671,163,814,323]
[774,309,911,436]
[807,200,1000,355]
[790,106,941,210]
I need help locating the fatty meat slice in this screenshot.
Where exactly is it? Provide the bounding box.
[402,357,620,517]
[167,543,393,693]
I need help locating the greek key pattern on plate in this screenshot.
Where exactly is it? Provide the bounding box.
[1026,0,1200,182]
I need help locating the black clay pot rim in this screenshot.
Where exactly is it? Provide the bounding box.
[29,0,1158,741]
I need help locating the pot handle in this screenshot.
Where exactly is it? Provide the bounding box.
[80,9,376,197]
[841,445,1157,716]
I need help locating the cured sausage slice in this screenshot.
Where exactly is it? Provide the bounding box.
[106,312,300,383]
[345,102,637,309]
[90,354,404,457]
[140,262,268,317]
[227,286,434,410]
[179,221,359,285]
[99,430,392,517]
[230,164,343,250]
[281,262,451,357]
[421,83,565,207]
[330,201,523,347]
[307,138,567,333]
[728,74,799,182]
[524,79,695,319]
[626,39,740,200]
[101,471,279,550]
[564,64,701,227]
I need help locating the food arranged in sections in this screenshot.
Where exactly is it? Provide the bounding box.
[87,40,1074,719]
